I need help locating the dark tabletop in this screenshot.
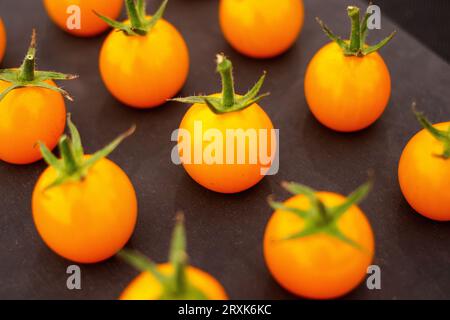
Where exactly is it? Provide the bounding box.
[0,0,449,300]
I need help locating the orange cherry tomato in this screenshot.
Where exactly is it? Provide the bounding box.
[119,214,228,300]
[179,97,274,193]
[99,0,189,108]
[0,18,6,63]
[264,183,374,299]
[399,121,450,221]
[305,42,391,132]
[43,0,123,37]
[0,31,73,165]
[0,80,66,164]
[174,54,275,193]
[219,0,304,58]
[120,263,228,300]
[33,156,137,263]
[305,5,395,132]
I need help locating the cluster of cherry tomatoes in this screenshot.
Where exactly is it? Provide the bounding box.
[0,0,448,300]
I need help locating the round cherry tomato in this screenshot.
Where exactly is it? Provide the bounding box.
[0,30,74,165]
[121,263,228,300]
[0,81,66,164]
[119,215,228,300]
[305,42,391,132]
[174,54,275,193]
[399,115,450,221]
[264,182,374,299]
[99,1,189,108]
[179,97,274,193]
[219,0,304,58]
[33,157,137,263]
[0,18,6,63]
[43,0,123,37]
[305,5,394,132]
[32,119,137,263]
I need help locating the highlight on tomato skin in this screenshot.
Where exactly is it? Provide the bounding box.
[398,106,450,221]
[118,214,228,300]
[0,30,76,165]
[97,0,189,109]
[219,0,304,59]
[304,5,395,132]
[0,18,6,63]
[32,115,138,264]
[263,179,375,299]
[43,0,124,37]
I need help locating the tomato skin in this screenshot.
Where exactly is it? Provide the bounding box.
[219,0,304,59]
[178,97,275,193]
[0,80,66,165]
[120,263,228,300]
[43,0,123,37]
[32,157,137,263]
[305,42,391,132]
[264,192,374,299]
[0,18,6,63]
[398,122,450,221]
[99,18,189,109]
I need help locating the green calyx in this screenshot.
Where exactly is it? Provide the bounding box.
[269,179,373,251]
[118,214,209,300]
[39,114,135,190]
[0,29,77,102]
[95,0,168,36]
[316,5,396,57]
[413,104,450,159]
[171,53,269,114]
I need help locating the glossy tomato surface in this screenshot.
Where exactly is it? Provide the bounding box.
[219,0,304,58]
[120,263,228,300]
[305,42,391,132]
[43,0,123,37]
[399,122,450,221]
[178,97,275,193]
[99,17,189,108]
[264,192,375,299]
[32,157,137,263]
[0,80,66,164]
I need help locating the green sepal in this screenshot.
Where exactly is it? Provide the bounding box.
[171,54,269,114]
[95,0,168,36]
[0,30,77,102]
[413,104,450,159]
[38,114,135,191]
[269,179,374,251]
[316,5,396,57]
[118,213,209,300]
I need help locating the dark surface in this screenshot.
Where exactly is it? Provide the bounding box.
[365,0,450,63]
[0,0,449,300]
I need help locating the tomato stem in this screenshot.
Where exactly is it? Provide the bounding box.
[117,214,209,300]
[171,54,269,114]
[58,136,79,175]
[169,213,188,295]
[96,0,168,37]
[316,5,396,57]
[0,30,77,102]
[38,115,135,190]
[413,104,450,159]
[217,54,236,108]
[18,29,36,82]
[126,0,143,30]
[348,6,361,54]
[270,179,374,252]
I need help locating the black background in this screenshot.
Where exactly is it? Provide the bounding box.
[366,0,450,62]
[0,0,449,300]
